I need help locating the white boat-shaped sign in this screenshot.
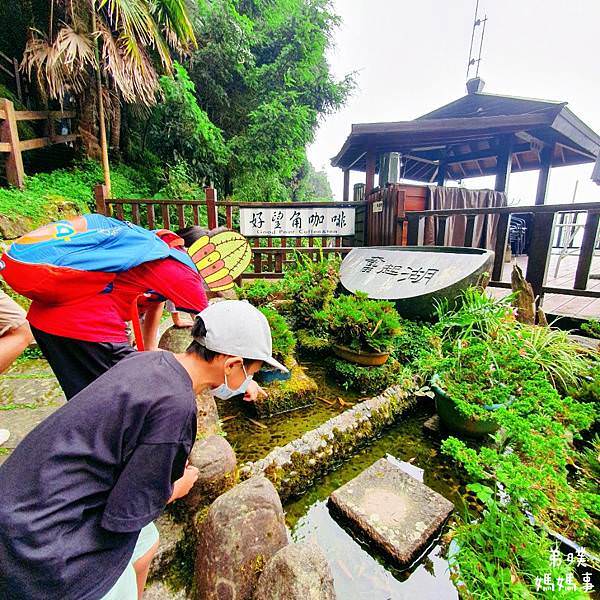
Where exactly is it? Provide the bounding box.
[339,246,494,318]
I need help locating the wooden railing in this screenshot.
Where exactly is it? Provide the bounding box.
[399,202,600,304]
[96,185,358,278]
[0,98,78,188]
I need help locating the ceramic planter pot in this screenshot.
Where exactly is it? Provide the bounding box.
[333,343,390,366]
[431,374,508,438]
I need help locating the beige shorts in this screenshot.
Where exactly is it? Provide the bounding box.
[0,289,27,337]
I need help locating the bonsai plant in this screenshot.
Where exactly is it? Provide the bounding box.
[257,306,296,383]
[282,252,340,329]
[316,292,401,365]
[236,279,285,307]
[422,338,529,436]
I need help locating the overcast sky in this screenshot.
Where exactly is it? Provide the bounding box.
[307,0,600,205]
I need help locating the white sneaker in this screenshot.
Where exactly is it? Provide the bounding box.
[0,429,10,445]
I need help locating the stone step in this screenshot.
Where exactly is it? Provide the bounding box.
[328,457,454,568]
[149,513,186,580]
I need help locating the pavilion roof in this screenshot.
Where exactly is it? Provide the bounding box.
[331,90,600,182]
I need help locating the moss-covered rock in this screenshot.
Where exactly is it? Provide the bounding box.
[254,363,318,418]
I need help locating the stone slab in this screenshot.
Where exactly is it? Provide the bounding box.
[339,246,493,318]
[328,457,453,567]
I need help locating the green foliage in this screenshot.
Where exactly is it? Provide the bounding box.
[434,286,516,341]
[326,357,410,396]
[148,63,229,186]
[187,0,353,199]
[432,287,592,393]
[282,252,340,328]
[258,306,296,362]
[449,497,588,599]
[316,292,401,354]
[236,279,284,306]
[442,370,598,551]
[392,319,434,366]
[581,319,600,339]
[291,159,333,201]
[0,159,151,226]
[569,361,600,404]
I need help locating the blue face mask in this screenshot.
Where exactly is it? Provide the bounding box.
[211,363,253,400]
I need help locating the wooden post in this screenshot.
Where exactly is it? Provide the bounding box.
[534,143,554,206]
[436,150,447,186]
[94,183,108,215]
[525,211,555,305]
[342,169,350,202]
[492,213,510,281]
[365,147,376,196]
[494,134,513,192]
[206,187,218,229]
[1,98,25,188]
[574,210,600,290]
[12,58,22,103]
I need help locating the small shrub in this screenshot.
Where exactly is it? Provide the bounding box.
[315,292,401,354]
[326,357,410,395]
[258,306,296,365]
[236,280,284,307]
[581,319,600,339]
[392,319,434,365]
[283,252,340,328]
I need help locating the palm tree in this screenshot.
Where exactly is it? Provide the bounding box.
[21,0,196,191]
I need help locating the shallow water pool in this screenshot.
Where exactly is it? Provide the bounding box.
[284,409,465,600]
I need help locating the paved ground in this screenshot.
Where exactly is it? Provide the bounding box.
[0,357,65,465]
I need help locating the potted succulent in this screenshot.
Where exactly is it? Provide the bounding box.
[256,306,296,383]
[236,279,286,308]
[316,292,401,366]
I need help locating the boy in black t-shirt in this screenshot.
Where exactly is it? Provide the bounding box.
[0,301,287,600]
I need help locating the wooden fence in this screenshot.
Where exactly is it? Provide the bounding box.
[0,98,78,188]
[96,185,357,278]
[399,202,600,304]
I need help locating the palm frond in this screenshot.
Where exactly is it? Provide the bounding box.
[99,22,158,105]
[21,26,96,102]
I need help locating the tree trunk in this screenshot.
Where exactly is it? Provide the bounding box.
[78,77,101,159]
[109,100,121,158]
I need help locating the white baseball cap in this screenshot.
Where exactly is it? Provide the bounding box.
[194,300,288,372]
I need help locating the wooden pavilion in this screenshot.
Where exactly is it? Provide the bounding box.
[331,78,600,205]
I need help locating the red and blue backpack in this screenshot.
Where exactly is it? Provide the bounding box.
[0,213,196,304]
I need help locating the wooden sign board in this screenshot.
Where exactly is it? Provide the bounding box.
[240,206,355,237]
[340,246,494,317]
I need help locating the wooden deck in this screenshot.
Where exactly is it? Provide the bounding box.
[494,253,600,319]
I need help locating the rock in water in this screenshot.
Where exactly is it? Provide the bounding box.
[328,457,453,567]
[185,435,237,510]
[193,476,288,600]
[158,325,193,353]
[253,543,335,600]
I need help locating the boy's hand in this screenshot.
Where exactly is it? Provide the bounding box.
[168,463,199,502]
[243,380,267,403]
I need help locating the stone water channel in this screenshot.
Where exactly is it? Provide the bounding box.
[217,363,466,599]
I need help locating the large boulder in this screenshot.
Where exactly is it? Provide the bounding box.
[196,389,220,437]
[158,325,193,354]
[254,543,335,600]
[193,476,288,600]
[185,434,237,510]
